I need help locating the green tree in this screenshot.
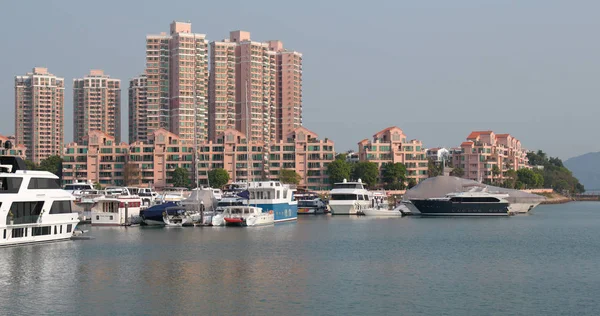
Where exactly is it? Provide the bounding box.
[427,159,443,177]
[123,162,141,186]
[407,178,417,189]
[326,159,352,184]
[382,162,407,190]
[208,168,230,188]
[503,169,517,189]
[335,153,348,161]
[93,182,102,190]
[491,165,502,184]
[352,161,379,188]
[450,167,465,177]
[38,155,63,178]
[171,167,191,188]
[278,168,302,185]
[24,160,37,170]
[517,168,543,188]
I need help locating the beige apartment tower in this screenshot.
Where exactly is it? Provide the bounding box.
[129,75,147,143]
[73,70,121,144]
[15,67,64,164]
[143,21,208,144]
[209,31,303,143]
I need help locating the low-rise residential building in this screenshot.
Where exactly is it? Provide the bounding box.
[358,126,428,184]
[62,127,334,190]
[451,131,529,182]
[426,147,450,163]
[0,134,27,159]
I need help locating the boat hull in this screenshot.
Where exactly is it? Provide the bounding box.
[329,200,371,215]
[254,203,297,222]
[298,207,327,214]
[0,218,79,247]
[411,199,510,216]
[361,208,403,216]
[508,203,540,214]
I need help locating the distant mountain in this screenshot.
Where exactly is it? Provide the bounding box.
[564,152,600,191]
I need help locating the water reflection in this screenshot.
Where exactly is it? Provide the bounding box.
[2,204,600,315]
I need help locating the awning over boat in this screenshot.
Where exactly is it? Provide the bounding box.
[181,188,218,211]
[403,176,546,204]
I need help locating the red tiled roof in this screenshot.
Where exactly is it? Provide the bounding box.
[461,141,474,147]
[467,130,493,139]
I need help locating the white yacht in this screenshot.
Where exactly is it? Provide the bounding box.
[0,157,79,247]
[328,179,372,215]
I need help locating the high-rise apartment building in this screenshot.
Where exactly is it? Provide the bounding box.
[231,30,277,144]
[268,41,303,141]
[208,40,237,141]
[128,75,147,143]
[209,31,302,143]
[73,70,121,144]
[15,67,64,163]
[143,21,208,144]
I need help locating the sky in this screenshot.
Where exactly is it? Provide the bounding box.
[1,0,599,160]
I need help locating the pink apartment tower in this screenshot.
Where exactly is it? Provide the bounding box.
[209,31,303,143]
[73,69,121,144]
[15,67,65,164]
[140,21,208,144]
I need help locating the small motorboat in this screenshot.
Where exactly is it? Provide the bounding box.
[222,206,274,227]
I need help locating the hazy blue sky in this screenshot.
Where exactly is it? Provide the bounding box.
[1,0,599,159]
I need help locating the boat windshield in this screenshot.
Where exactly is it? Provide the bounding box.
[450,197,501,203]
[298,200,318,207]
[218,200,245,207]
[64,184,93,191]
[330,194,366,200]
[333,183,364,189]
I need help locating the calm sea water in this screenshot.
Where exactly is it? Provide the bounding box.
[1,202,600,315]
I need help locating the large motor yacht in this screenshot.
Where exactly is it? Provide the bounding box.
[328,179,372,215]
[410,190,511,216]
[0,156,79,246]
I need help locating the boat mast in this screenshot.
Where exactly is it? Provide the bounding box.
[246,79,251,183]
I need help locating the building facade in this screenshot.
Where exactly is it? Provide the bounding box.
[0,134,26,159]
[451,131,529,182]
[208,39,237,141]
[128,75,147,143]
[73,70,121,144]
[358,126,428,184]
[208,31,302,144]
[62,127,334,190]
[15,67,64,164]
[142,21,208,144]
[426,147,450,163]
[270,41,303,141]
